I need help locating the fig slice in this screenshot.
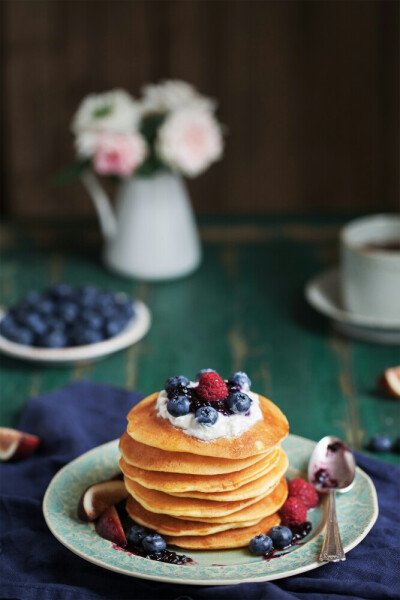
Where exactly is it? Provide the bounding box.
[379,367,400,398]
[77,478,128,522]
[95,505,127,547]
[0,427,40,461]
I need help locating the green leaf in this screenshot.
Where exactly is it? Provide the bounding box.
[139,114,166,145]
[50,160,91,186]
[137,114,169,177]
[92,104,112,119]
[136,156,167,178]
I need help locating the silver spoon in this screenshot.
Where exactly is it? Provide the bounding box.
[308,435,356,562]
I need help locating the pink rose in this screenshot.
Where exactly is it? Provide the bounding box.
[156,107,223,177]
[93,132,147,177]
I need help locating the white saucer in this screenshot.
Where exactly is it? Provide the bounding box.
[0,300,151,365]
[305,267,400,344]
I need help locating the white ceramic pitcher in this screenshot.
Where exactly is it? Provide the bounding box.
[81,170,202,280]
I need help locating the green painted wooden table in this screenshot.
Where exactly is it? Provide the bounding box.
[1,217,399,464]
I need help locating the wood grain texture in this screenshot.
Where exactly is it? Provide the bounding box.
[0,217,399,465]
[1,0,398,217]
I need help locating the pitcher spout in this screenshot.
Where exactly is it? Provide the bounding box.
[81,170,118,240]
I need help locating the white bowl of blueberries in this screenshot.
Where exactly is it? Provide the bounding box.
[0,284,151,365]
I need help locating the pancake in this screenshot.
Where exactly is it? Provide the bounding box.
[126,393,289,459]
[124,477,267,518]
[119,432,271,475]
[165,513,281,550]
[178,477,288,523]
[166,450,288,501]
[119,447,281,493]
[126,496,262,536]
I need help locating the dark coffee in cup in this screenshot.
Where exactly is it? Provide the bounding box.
[340,215,400,319]
[360,241,400,252]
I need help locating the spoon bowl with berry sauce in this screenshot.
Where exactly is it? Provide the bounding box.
[308,435,356,563]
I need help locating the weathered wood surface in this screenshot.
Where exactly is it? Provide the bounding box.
[1,0,399,217]
[1,218,399,464]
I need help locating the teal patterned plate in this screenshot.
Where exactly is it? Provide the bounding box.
[43,434,378,585]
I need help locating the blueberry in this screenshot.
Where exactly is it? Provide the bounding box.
[46,317,66,332]
[167,395,191,417]
[37,330,67,348]
[118,300,135,319]
[228,371,252,391]
[142,533,167,553]
[80,285,98,296]
[81,310,103,330]
[195,368,216,381]
[79,285,99,306]
[268,525,293,549]
[48,283,74,299]
[368,434,392,452]
[227,391,251,414]
[392,437,400,454]
[164,376,190,395]
[0,314,17,336]
[104,319,126,337]
[21,312,47,336]
[36,299,55,315]
[127,524,148,547]
[58,302,79,324]
[25,291,41,305]
[195,405,218,426]
[73,329,103,345]
[101,304,119,319]
[95,292,116,310]
[249,534,273,555]
[7,326,34,346]
[9,307,27,325]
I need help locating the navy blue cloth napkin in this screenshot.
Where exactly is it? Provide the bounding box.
[1,381,399,600]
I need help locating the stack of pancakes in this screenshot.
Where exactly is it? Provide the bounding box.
[119,391,289,550]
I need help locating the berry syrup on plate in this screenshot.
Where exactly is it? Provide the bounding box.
[114,543,194,565]
[115,501,195,565]
[262,522,312,561]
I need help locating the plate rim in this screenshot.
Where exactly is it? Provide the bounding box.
[0,300,151,364]
[42,434,378,586]
[304,266,400,330]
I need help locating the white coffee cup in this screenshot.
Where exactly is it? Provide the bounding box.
[340,214,400,320]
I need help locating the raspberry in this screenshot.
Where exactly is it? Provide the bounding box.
[288,478,319,509]
[279,497,307,526]
[197,372,228,402]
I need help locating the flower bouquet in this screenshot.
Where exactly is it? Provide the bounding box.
[58,81,224,280]
[60,80,223,181]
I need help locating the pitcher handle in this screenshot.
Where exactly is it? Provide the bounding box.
[81,170,118,240]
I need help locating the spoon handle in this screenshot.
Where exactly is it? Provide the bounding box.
[319,489,346,562]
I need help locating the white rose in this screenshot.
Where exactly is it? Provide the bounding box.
[140,80,216,116]
[71,89,140,137]
[156,106,223,177]
[74,131,98,157]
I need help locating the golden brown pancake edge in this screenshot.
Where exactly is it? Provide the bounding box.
[126,392,289,459]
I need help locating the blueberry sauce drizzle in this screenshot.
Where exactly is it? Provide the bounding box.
[110,500,195,565]
[262,522,312,561]
[168,382,245,416]
[326,441,348,455]
[312,468,338,489]
[109,506,313,565]
[114,543,193,565]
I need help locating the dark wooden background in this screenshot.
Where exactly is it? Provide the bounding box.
[1,0,399,218]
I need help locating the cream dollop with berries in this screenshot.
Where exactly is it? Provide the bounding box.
[156,369,263,440]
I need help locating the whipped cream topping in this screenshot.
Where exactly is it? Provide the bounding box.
[156,383,263,441]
